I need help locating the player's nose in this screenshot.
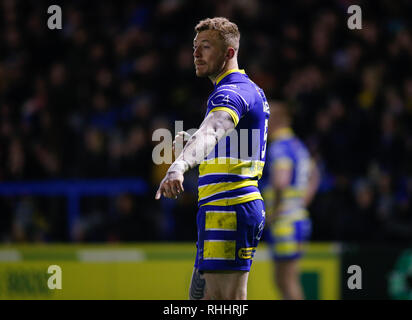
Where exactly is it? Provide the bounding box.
[193,47,201,58]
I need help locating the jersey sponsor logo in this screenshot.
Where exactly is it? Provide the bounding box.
[210,94,229,106]
[238,247,256,259]
[207,88,249,108]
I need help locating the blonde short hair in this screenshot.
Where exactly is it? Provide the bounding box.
[195,17,240,51]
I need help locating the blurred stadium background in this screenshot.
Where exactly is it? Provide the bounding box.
[1,0,412,299]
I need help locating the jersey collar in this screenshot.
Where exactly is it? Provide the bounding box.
[214,68,246,86]
[270,127,294,141]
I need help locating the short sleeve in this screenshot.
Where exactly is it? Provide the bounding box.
[207,89,249,127]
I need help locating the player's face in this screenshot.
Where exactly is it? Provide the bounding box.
[193,30,227,78]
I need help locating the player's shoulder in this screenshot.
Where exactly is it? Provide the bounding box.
[291,137,311,159]
[215,80,251,97]
[213,83,243,96]
[208,82,249,108]
[237,76,261,96]
[293,136,309,150]
[222,73,259,96]
[269,139,290,156]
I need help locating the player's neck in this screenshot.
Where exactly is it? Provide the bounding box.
[210,60,239,84]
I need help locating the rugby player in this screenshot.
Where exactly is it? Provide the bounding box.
[155,17,270,300]
[259,101,320,300]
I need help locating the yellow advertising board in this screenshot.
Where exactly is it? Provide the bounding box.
[0,243,340,300]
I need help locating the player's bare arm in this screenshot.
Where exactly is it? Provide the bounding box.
[155,110,235,200]
[266,165,293,225]
[303,160,320,207]
[173,131,191,158]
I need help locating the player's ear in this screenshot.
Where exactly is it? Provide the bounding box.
[226,47,235,60]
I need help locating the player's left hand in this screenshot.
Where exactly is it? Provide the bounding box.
[155,170,184,200]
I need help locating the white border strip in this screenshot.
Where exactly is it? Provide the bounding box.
[0,250,22,262]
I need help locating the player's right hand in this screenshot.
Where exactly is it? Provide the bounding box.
[155,170,185,200]
[173,131,191,157]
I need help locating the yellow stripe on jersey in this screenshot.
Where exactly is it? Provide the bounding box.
[200,191,263,207]
[209,107,239,126]
[263,186,304,200]
[272,222,294,237]
[283,188,305,198]
[273,157,293,170]
[203,240,236,260]
[199,158,265,178]
[205,211,237,231]
[270,127,294,141]
[214,69,246,85]
[199,180,258,202]
[274,242,298,255]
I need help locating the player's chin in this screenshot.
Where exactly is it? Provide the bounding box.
[195,65,208,77]
[195,69,207,77]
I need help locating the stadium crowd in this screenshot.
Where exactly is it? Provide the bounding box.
[0,0,412,243]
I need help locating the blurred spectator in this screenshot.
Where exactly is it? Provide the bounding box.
[348,179,382,241]
[72,196,109,242]
[11,196,49,242]
[78,127,107,178]
[107,194,140,242]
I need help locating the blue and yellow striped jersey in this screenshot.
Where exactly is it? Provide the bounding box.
[259,128,312,217]
[198,69,270,207]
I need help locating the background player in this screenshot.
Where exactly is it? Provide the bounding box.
[260,101,320,300]
[155,17,270,300]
